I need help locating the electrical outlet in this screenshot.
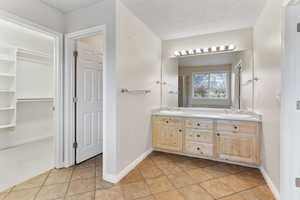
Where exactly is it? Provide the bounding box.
[297,101,300,110]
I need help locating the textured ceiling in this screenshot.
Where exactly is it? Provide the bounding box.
[40,0,104,13]
[121,0,267,40]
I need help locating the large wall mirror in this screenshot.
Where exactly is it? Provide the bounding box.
[162,50,254,111]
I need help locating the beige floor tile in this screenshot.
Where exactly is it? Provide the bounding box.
[136,195,155,200]
[218,164,249,174]
[175,160,200,171]
[200,179,236,199]
[219,194,245,200]
[4,188,39,200]
[240,185,275,200]
[71,167,96,180]
[44,170,72,185]
[95,186,124,200]
[157,163,183,175]
[154,190,185,200]
[96,178,115,190]
[218,175,255,192]
[96,166,103,177]
[120,169,144,184]
[76,159,96,169]
[167,171,198,188]
[65,191,95,200]
[234,171,265,188]
[13,173,48,191]
[0,192,8,200]
[121,181,151,200]
[145,176,174,194]
[137,158,155,169]
[203,165,231,178]
[35,183,68,200]
[186,168,214,183]
[178,184,214,200]
[67,178,96,196]
[140,166,163,179]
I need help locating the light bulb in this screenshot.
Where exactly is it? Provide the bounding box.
[228,44,236,50]
[188,49,194,55]
[181,50,187,56]
[174,51,180,56]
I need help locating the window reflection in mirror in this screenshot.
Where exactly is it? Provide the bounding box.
[166,50,254,110]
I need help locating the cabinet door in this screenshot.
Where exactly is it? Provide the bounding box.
[216,133,257,164]
[153,124,183,152]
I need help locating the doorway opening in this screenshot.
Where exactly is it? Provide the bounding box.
[0,14,63,191]
[64,26,106,173]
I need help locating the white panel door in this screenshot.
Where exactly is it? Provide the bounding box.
[76,41,103,163]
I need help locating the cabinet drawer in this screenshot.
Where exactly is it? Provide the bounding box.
[184,141,213,157]
[153,116,183,127]
[216,120,258,134]
[185,119,213,130]
[185,128,213,143]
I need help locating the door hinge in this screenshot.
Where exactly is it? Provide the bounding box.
[73,142,78,149]
[73,97,78,103]
[73,51,78,57]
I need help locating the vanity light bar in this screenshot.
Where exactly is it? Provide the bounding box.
[174,44,236,57]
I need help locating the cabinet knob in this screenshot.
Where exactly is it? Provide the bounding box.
[197,123,200,126]
[216,133,220,136]
[234,126,238,129]
[197,135,200,138]
[166,121,169,123]
[197,147,200,151]
[179,129,182,132]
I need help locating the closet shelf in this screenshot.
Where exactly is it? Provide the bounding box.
[0,55,14,62]
[0,107,15,111]
[0,90,15,93]
[17,97,54,102]
[0,73,16,77]
[0,124,16,129]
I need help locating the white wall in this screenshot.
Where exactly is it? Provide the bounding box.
[0,0,64,32]
[162,28,253,107]
[65,0,118,177]
[116,0,161,172]
[253,0,282,194]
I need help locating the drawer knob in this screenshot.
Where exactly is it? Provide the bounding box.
[197,135,200,138]
[197,123,200,126]
[166,121,169,123]
[179,129,182,132]
[197,147,200,151]
[234,126,238,129]
[217,133,220,136]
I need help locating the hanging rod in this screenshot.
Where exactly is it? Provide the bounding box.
[121,88,151,94]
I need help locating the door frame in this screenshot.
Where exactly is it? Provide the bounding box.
[64,25,106,167]
[0,10,64,168]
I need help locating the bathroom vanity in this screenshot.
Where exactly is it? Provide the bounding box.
[152,109,261,166]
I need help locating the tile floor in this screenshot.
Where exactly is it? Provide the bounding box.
[0,151,275,200]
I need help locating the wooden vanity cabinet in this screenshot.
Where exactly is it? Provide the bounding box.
[152,116,261,166]
[152,117,183,152]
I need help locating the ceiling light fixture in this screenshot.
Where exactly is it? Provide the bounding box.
[188,49,195,55]
[173,44,237,57]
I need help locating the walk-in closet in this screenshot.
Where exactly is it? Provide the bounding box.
[0,19,56,190]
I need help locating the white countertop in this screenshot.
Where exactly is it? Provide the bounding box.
[152,108,262,122]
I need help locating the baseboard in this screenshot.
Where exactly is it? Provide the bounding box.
[0,136,53,151]
[103,148,153,184]
[260,167,280,200]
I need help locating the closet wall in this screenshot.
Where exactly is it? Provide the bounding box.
[0,18,54,150]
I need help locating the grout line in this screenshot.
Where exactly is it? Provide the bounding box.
[33,170,52,200]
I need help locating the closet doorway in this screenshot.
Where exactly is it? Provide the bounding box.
[0,15,63,191]
[65,26,105,167]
